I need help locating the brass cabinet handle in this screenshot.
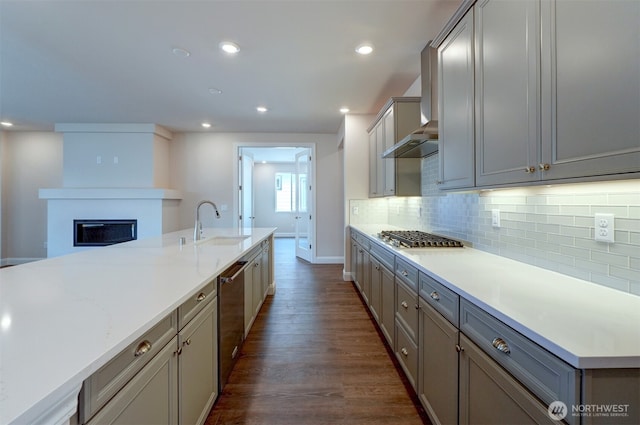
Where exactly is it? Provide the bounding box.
[492,337,511,354]
[539,163,550,171]
[134,340,152,357]
[401,348,409,356]
[430,291,440,301]
[524,166,536,173]
[183,338,192,347]
[401,301,409,309]
[196,292,206,302]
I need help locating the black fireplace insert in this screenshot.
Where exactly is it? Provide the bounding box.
[74,219,137,247]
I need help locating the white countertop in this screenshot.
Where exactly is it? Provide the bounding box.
[352,224,640,370]
[0,227,275,425]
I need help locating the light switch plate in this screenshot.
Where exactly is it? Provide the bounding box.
[594,213,614,243]
[491,209,501,228]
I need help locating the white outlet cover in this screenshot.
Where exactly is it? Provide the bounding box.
[491,209,501,228]
[594,213,615,243]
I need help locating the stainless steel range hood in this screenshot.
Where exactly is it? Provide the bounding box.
[383,43,438,159]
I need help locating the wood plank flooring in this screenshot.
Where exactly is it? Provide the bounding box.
[205,238,429,425]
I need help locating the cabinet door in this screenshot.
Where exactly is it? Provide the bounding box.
[179,300,218,425]
[260,245,270,298]
[375,123,385,196]
[475,0,540,186]
[419,300,459,425]
[459,334,556,425]
[438,10,476,189]
[379,263,395,347]
[252,257,263,316]
[359,249,371,305]
[368,130,379,197]
[351,238,360,291]
[539,0,640,180]
[383,108,396,196]
[87,337,178,425]
[369,257,382,323]
[244,261,254,337]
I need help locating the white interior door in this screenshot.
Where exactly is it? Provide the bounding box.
[295,150,312,262]
[239,151,254,229]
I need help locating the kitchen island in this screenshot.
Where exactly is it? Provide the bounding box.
[0,227,276,425]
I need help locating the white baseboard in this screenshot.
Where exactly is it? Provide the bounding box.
[313,256,344,264]
[343,270,354,281]
[1,257,44,267]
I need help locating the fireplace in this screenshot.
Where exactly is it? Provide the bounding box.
[74,219,137,247]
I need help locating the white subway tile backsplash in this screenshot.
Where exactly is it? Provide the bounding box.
[349,154,639,295]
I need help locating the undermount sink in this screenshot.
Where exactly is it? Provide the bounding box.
[195,235,250,246]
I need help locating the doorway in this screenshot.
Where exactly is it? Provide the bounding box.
[237,145,315,263]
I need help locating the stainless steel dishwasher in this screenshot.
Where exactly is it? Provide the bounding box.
[218,260,249,390]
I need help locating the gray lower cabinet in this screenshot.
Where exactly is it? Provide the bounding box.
[369,256,382,323]
[459,333,556,425]
[419,299,459,425]
[86,336,179,425]
[178,299,217,425]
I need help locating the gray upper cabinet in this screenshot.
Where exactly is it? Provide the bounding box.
[438,0,639,189]
[540,0,640,180]
[438,10,476,190]
[474,0,540,186]
[367,97,422,197]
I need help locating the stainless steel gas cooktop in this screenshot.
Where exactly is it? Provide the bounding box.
[378,230,463,248]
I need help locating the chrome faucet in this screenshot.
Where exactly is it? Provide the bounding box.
[194,200,221,241]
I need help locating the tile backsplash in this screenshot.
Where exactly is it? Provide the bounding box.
[350,154,640,295]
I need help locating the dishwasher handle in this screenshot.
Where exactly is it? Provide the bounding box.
[220,261,249,284]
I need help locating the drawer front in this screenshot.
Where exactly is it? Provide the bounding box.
[419,272,459,327]
[459,299,579,409]
[370,244,394,271]
[178,279,216,329]
[395,257,418,291]
[395,320,418,390]
[80,311,178,423]
[395,279,418,342]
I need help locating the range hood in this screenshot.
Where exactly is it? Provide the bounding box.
[383,43,439,159]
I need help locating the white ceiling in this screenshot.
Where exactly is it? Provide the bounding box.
[0,0,460,134]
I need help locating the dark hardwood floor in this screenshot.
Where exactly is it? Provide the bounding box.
[205,238,428,425]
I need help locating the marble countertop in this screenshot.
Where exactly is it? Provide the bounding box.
[0,227,275,425]
[352,224,640,370]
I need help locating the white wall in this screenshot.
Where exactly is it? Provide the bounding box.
[2,132,63,262]
[253,162,297,236]
[169,132,344,262]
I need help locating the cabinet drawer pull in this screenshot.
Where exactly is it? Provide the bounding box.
[183,338,192,347]
[401,348,409,357]
[539,163,550,171]
[401,301,409,309]
[401,270,409,277]
[429,291,440,301]
[134,340,152,357]
[492,337,511,354]
[196,292,206,302]
[524,166,536,173]
[455,344,464,353]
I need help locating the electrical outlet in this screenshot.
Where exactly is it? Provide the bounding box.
[491,209,501,228]
[594,213,615,243]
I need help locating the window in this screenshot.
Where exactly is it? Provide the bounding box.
[275,172,295,212]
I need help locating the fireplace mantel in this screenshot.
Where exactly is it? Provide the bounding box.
[39,188,182,200]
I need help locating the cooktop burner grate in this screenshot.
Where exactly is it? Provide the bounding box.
[378,230,463,248]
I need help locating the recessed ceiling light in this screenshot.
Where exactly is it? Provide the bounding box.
[1,121,13,127]
[219,41,240,54]
[355,44,374,55]
[172,47,191,57]
[208,88,223,95]
[201,122,212,128]
[340,107,350,114]
[256,106,268,113]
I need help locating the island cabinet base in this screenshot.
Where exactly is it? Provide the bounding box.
[580,369,640,425]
